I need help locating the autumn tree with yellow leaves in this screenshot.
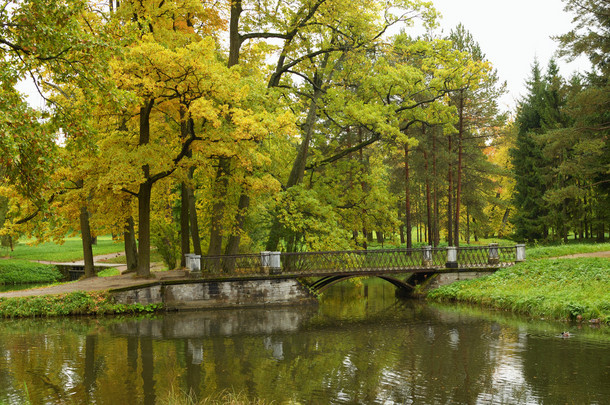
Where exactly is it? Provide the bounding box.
[2,0,513,277]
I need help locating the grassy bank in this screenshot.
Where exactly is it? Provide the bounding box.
[526,242,610,260]
[1,235,125,262]
[0,291,161,318]
[0,260,63,285]
[428,257,610,323]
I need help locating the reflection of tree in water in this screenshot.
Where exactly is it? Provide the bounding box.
[522,334,610,404]
[1,290,609,404]
[140,281,507,403]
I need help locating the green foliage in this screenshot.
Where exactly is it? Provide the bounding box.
[151,219,180,270]
[510,3,610,243]
[0,260,62,285]
[510,61,552,242]
[428,257,610,323]
[0,291,163,318]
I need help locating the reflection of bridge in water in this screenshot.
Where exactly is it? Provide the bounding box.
[190,244,525,294]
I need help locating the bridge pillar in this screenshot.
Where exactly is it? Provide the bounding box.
[422,245,432,267]
[261,251,282,274]
[446,246,458,268]
[488,243,499,264]
[185,254,194,270]
[516,244,526,262]
[185,254,201,274]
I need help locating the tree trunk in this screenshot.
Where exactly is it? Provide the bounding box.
[454,91,464,247]
[447,134,454,245]
[500,208,510,236]
[225,194,249,255]
[466,205,471,244]
[204,3,244,256]
[422,146,432,246]
[432,131,440,247]
[376,231,384,245]
[124,216,138,273]
[207,157,230,256]
[266,86,322,251]
[228,0,242,68]
[79,206,95,278]
[404,144,412,249]
[180,183,190,266]
[188,180,202,256]
[136,99,154,277]
[137,181,152,277]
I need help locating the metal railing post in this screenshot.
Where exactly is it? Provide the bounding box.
[184,253,194,270]
[488,243,499,264]
[261,251,270,274]
[446,246,458,268]
[422,246,432,267]
[191,255,201,274]
[516,244,526,262]
[270,251,282,274]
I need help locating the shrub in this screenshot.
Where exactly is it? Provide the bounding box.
[0,260,63,285]
[151,220,180,270]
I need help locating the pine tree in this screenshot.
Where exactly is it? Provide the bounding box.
[511,61,550,242]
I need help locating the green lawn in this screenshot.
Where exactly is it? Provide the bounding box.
[0,260,64,285]
[428,257,610,323]
[1,235,125,262]
[526,242,610,260]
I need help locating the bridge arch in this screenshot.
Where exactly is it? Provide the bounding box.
[307,274,418,294]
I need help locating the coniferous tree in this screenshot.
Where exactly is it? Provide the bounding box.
[511,61,550,242]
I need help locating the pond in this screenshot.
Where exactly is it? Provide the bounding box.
[0,279,608,404]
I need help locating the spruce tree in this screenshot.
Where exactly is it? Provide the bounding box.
[511,61,549,242]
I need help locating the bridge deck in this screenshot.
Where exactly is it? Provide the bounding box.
[192,245,521,279]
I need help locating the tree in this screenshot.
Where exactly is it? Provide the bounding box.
[447,24,506,246]
[511,61,551,242]
[556,0,610,240]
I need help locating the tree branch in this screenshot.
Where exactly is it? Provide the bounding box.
[240,32,291,42]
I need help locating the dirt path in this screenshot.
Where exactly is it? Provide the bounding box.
[32,252,128,271]
[554,251,610,259]
[0,252,175,298]
[32,252,167,273]
[0,269,190,298]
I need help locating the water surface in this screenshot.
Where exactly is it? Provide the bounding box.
[0,279,608,404]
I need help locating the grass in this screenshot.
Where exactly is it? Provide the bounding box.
[0,260,63,285]
[0,290,162,318]
[1,235,125,262]
[161,389,274,405]
[526,242,610,260]
[428,257,610,323]
[97,268,121,277]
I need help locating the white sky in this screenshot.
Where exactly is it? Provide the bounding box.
[429,0,591,112]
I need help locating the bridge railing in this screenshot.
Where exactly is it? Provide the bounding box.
[193,244,522,278]
[280,247,448,274]
[456,244,517,268]
[200,253,264,275]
